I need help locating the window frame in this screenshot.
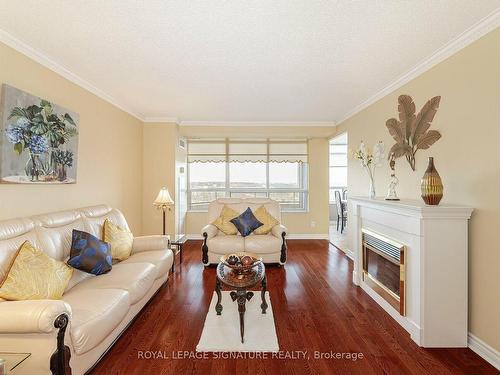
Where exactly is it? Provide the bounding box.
[329,134,348,203]
[187,139,309,212]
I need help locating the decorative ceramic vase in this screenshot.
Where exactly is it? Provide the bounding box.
[421,157,443,205]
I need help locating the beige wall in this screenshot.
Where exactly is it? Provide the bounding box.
[142,123,180,236]
[335,28,500,351]
[180,125,332,236]
[0,42,143,232]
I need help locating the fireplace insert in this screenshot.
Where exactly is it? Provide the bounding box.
[362,229,406,316]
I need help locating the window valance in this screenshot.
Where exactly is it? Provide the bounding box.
[187,138,308,163]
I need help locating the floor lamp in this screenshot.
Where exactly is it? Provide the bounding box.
[153,187,174,235]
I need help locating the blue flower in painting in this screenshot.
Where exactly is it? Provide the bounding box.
[28,135,48,154]
[5,125,24,144]
[16,117,30,127]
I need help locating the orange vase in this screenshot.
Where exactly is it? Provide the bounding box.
[421,157,443,205]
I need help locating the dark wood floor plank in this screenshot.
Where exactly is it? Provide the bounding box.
[90,240,497,375]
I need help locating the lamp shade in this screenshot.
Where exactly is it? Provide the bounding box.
[153,187,174,208]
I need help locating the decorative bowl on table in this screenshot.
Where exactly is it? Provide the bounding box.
[221,252,262,274]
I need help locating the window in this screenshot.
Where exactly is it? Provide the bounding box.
[329,133,348,202]
[187,139,308,211]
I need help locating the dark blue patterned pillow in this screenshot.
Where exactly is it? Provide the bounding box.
[68,230,112,275]
[230,207,263,237]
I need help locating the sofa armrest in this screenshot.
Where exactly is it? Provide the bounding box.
[271,224,288,238]
[201,224,218,239]
[132,235,170,254]
[0,300,71,334]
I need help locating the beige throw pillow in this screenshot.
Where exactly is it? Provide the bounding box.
[103,219,133,261]
[212,205,240,235]
[0,241,73,300]
[253,205,279,235]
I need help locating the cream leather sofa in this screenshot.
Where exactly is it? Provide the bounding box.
[201,198,287,265]
[0,205,173,375]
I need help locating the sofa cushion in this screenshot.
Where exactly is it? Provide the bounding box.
[230,207,263,237]
[121,250,173,279]
[244,235,282,254]
[69,263,156,304]
[68,230,112,276]
[63,288,129,355]
[79,205,130,238]
[207,235,245,255]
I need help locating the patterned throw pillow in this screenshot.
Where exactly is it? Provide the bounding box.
[230,207,264,237]
[68,230,112,275]
[212,205,240,235]
[103,219,133,261]
[253,205,280,235]
[0,241,73,300]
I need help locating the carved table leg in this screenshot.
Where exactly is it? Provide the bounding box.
[202,232,209,265]
[231,290,253,343]
[215,278,223,315]
[261,276,268,314]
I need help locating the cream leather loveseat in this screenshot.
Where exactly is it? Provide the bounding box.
[201,198,287,265]
[0,205,173,375]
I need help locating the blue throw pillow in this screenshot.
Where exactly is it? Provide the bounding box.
[68,230,112,275]
[230,207,264,237]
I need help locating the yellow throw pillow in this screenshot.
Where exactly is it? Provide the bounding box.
[103,219,134,261]
[253,205,279,235]
[0,241,73,300]
[212,205,239,235]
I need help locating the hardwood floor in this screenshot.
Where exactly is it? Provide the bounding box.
[91,240,496,375]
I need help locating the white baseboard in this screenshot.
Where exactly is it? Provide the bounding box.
[287,233,329,240]
[186,234,203,240]
[185,233,329,240]
[468,333,500,370]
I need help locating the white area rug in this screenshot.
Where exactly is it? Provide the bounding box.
[196,291,279,352]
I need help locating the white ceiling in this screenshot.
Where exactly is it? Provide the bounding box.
[0,1,499,123]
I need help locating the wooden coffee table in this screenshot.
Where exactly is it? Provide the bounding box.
[215,261,268,343]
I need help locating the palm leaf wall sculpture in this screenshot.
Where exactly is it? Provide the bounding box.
[386,95,441,170]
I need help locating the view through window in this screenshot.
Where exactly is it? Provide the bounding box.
[329,133,348,202]
[187,139,308,211]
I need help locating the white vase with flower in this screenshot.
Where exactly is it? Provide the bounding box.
[354,141,385,199]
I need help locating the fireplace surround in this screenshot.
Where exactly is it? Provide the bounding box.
[350,197,473,347]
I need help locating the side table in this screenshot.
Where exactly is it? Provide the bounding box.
[215,262,268,343]
[170,234,186,272]
[0,352,31,374]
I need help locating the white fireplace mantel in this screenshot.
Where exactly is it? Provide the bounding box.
[349,196,473,347]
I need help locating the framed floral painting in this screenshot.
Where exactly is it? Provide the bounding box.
[0,84,79,184]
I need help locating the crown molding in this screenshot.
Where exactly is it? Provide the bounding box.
[0,28,145,121]
[143,117,179,124]
[179,121,336,127]
[2,6,499,126]
[336,7,500,125]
